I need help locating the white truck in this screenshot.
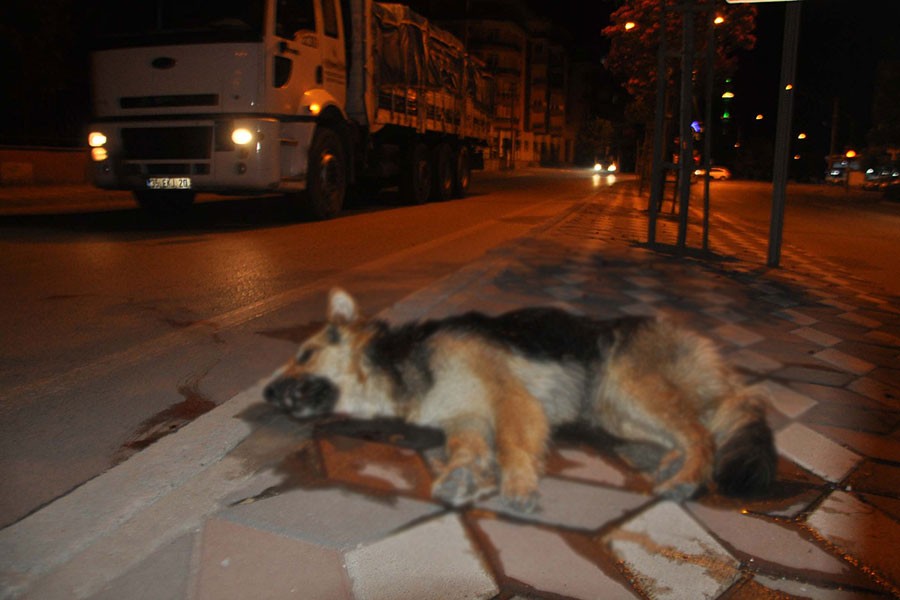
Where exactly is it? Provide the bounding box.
[87,0,492,218]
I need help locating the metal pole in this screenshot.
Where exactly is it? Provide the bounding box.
[648,3,669,246]
[702,5,715,253]
[676,0,695,250]
[767,2,802,268]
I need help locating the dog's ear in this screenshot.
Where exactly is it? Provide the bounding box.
[327,288,360,325]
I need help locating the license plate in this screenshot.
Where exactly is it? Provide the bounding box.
[146,177,192,190]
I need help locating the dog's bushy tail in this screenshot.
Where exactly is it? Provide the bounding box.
[710,386,777,496]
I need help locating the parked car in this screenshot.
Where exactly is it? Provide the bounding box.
[693,166,732,180]
[863,165,900,190]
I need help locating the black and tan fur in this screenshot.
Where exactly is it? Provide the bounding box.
[264,288,777,511]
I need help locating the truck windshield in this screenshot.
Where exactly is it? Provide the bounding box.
[92,0,266,49]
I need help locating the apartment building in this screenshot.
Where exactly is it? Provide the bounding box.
[411,0,576,169]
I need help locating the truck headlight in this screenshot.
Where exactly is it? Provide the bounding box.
[88,131,108,147]
[231,128,254,145]
[88,131,108,161]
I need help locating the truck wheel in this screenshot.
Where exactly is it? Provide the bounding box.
[133,190,195,217]
[399,142,431,205]
[431,143,453,202]
[305,127,347,220]
[452,146,471,198]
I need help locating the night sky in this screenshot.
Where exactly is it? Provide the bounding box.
[529,0,900,164]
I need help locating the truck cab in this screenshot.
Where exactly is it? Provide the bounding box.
[88,0,351,217]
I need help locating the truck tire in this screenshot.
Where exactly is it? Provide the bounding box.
[452,146,471,198]
[399,142,432,205]
[133,190,195,217]
[431,143,453,202]
[305,126,347,220]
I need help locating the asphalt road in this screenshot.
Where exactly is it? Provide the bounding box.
[1,170,897,529]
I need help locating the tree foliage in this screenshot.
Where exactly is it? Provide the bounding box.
[602,0,757,123]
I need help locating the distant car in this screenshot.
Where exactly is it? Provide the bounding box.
[694,166,731,180]
[593,160,618,174]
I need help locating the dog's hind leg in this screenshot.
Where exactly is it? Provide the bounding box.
[600,374,714,501]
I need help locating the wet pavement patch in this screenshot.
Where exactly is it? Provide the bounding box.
[114,382,216,463]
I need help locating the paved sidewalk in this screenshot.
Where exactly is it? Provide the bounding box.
[2,186,899,599]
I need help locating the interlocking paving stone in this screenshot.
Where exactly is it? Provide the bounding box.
[476,518,634,599]
[319,436,433,499]
[774,423,862,483]
[193,518,352,600]
[760,380,818,419]
[844,460,900,497]
[791,326,842,347]
[548,447,627,488]
[810,424,900,463]
[839,311,883,329]
[345,513,498,600]
[604,501,740,600]
[813,348,876,376]
[772,364,855,387]
[776,308,819,326]
[727,348,783,373]
[478,477,648,530]
[687,504,856,580]
[218,487,441,550]
[806,491,900,591]
[750,574,889,599]
[712,323,765,347]
[89,532,196,600]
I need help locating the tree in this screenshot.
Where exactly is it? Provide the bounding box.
[602,0,757,123]
[867,60,900,152]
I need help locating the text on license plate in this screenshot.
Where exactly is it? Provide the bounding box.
[147,177,191,190]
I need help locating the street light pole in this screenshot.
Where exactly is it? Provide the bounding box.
[767,2,802,268]
[676,0,696,251]
[701,7,717,253]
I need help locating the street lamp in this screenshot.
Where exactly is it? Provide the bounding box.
[624,21,636,31]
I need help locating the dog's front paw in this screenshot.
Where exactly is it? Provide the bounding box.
[499,469,541,513]
[432,466,497,507]
[501,490,540,514]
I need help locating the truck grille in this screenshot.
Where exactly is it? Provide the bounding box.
[121,126,212,160]
[120,94,219,109]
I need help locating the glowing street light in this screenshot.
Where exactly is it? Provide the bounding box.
[755,114,764,120]
[721,91,735,99]
[797,132,807,140]
[714,15,725,25]
[624,21,636,31]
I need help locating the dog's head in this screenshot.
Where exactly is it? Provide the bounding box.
[264,288,394,420]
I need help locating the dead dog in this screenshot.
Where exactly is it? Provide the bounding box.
[264,288,776,511]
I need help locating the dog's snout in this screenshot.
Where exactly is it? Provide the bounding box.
[264,378,291,405]
[263,375,338,418]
